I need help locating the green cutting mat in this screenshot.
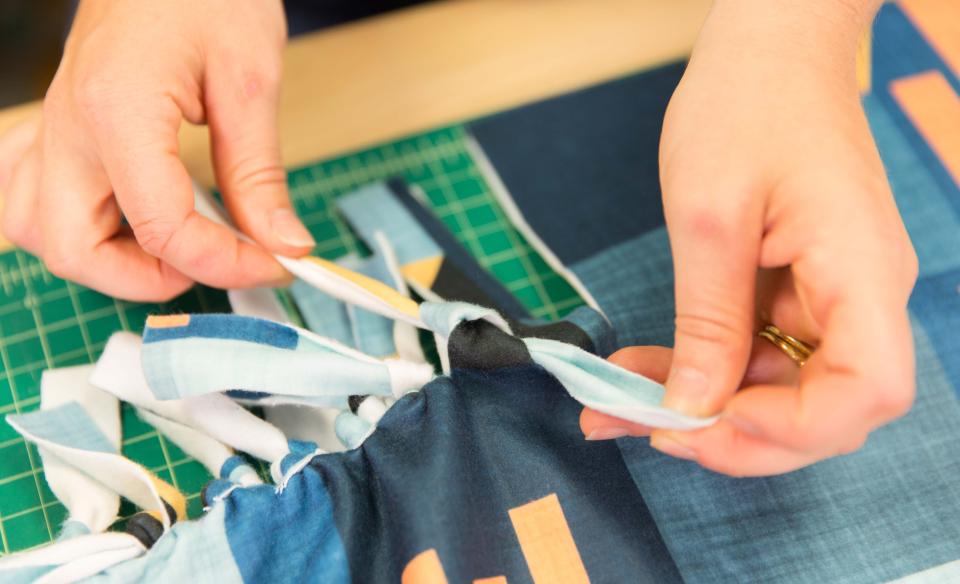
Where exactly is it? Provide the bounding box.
[0,124,584,554]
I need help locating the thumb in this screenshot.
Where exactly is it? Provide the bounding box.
[663,199,762,417]
[207,58,315,257]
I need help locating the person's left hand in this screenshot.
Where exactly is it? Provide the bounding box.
[579,0,918,477]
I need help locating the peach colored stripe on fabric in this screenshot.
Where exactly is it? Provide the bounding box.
[508,493,590,584]
[890,70,960,187]
[474,577,508,584]
[899,0,960,79]
[401,549,449,584]
[145,314,191,329]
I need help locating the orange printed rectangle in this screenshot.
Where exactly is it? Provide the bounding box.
[401,548,448,584]
[508,493,590,584]
[899,0,960,80]
[890,70,960,187]
[145,314,191,329]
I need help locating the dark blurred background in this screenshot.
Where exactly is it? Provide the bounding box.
[0,0,431,109]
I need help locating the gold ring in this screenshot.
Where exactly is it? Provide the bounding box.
[758,324,815,367]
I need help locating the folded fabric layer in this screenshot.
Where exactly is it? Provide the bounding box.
[339,180,612,355]
[289,279,355,346]
[7,402,183,529]
[0,532,146,584]
[37,365,121,537]
[141,314,435,406]
[227,288,289,324]
[91,332,290,468]
[421,301,714,430]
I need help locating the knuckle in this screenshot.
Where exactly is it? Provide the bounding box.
[131,216,180,259]
[674,310,750,354]
[227,158,286,192]
[871,378,915,419]
[838,433,868,456]
[43,247,80,279]
[2,214,30,248]
[681,206,737,244]
[73,75,116,122]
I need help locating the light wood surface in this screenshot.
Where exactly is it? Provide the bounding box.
[0,0,710,246]
[0,0,710,179]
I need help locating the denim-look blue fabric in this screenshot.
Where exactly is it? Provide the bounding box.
[619,320,960,582]
[468,19,960,578]
[571,228,676,348]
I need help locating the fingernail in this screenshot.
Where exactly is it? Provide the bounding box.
[585,427,629,441]
[662,366,710,416]
[270,208,316,248]
[650,434,697,461]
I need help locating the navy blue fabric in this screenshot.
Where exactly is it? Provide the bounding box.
[143,314,298,349]
[386,178,532,320]
[469,63,682,265]
[311,365,682,583]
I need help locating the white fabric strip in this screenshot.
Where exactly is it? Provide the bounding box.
[227,288,289,323]
[135,409,240,481]
[372,231,428,364]
[0,532,143,573]
[7,413,176,528]
[192,181,427,329]
[264,405,345,453]
[39,366,120,535]
[91,332,290,465]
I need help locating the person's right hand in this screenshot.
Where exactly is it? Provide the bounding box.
[0,0,315,301]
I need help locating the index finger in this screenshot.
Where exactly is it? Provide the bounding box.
[89,94,291,289]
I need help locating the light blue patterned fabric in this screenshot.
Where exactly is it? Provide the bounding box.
[59,520,91,540]
[340,254,398,358]
[334,412,373,449]
[8,402,116,454]
[337,182,442,265]
[141,315,399,405]
[288,279,355,346]
[89,501,244,583]
[421,301,714,429]
[420,301,506,337]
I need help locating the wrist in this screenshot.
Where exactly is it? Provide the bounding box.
[695,0,878,79]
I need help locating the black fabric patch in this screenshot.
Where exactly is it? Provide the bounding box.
[512,320,595,354]
[348,395,367,414]
[447,319,532,370]
[431,259,511,314]
[126,513,165,549]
